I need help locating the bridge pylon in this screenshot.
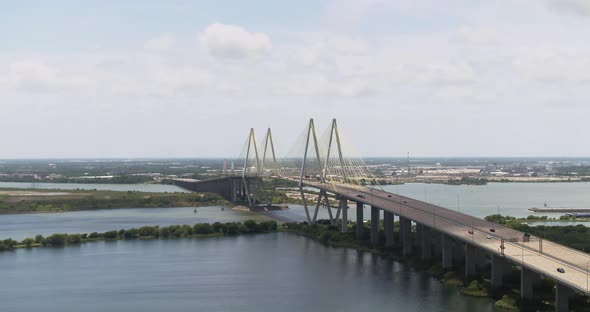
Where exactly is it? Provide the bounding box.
[241,128,260,207]
[298,118,326,223]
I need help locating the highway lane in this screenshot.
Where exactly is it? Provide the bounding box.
[301,180,590,294]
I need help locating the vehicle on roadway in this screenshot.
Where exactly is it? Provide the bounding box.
[468,230,474,234]
[356,194,366,199]
[486,235,492,239]
[557,268,565,274]
[387,195,392,198]
[523,233,531,242]
[489,228,496,232]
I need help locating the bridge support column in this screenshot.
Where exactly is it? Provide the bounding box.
[465,244,476,277]
[371,206,380,246]
[384,211,394,247]
[400,217,412,256]
[421,226,432,261]
[521,267,535,301]
[432,231,442,259]
[491,254,510,289]
[231,179,238,202]
[555,283,573,312]
[340,199,348,233]
[453,240,464,264]
[476,248,488,271]
[442,234,453,269]
[415,223,422,249]
[356,202,364,240]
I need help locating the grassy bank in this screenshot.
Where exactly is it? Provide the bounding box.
[0,220,278,252]
[0,188,227,214]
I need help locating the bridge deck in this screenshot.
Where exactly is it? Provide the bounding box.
[302,180,590,295]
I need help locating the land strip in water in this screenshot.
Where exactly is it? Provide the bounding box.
[0,220,278,251]
[0,188,227,214]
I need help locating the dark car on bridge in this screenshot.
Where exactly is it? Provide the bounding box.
[523,233,531,242]
[557,268,565,274]
[356,194,366,199]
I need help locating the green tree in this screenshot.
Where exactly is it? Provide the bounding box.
[104,231,118,239]
[193,223,213,235]
[244,220,258,233]
[45,234,66,246]
[65,234,82,244]
[21,237,35,247]
[34,235,44,243]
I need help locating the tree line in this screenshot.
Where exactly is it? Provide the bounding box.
[0,220,278,252]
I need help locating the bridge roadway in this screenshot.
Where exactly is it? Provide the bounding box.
[301,180,590,295]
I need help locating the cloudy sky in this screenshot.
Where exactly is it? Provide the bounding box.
[1,0,589,158]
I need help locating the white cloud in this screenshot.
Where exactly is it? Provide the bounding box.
[452,26,499,45]
[2,59,90,93]
[199,23,271,59]
[143,35,176,52]
[548,0,590,17]
[3,2,590,157]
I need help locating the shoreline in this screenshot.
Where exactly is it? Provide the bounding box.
[285,222,590,311]
[0,220,279,252]
[0,187,228,215]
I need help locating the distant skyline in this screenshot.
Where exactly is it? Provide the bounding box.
[1,0,590,158]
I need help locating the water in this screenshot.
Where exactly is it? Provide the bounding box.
[0,232,494,312]
[0,206,268,240]
[0,181,187,193]
[380,182,590,218]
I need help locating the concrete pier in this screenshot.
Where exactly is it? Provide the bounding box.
[475,248,488,271]
[521,267,535,301]
[421,226,432,260]
[384,211,394,247]
[340,199,348,233]
[432,231,442,259]
[400,217,412,256]
[356,202,364,240]
[415,223,422,249]
[555,283,573,312]
[454,240,465,264]
[442,234,453,269]
[465,245,477,277]
[491,254,510,289]
[371,206,380,246]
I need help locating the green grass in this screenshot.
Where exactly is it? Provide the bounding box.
[462,280,489,297]
[495,295,520,312]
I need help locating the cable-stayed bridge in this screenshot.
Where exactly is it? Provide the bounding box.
[175,118,589,311]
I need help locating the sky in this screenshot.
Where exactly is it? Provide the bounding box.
[1,0,590,158]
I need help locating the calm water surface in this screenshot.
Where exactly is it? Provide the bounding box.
[381,182,590,218]
[0,233,494,312]
[0,206,267,240]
